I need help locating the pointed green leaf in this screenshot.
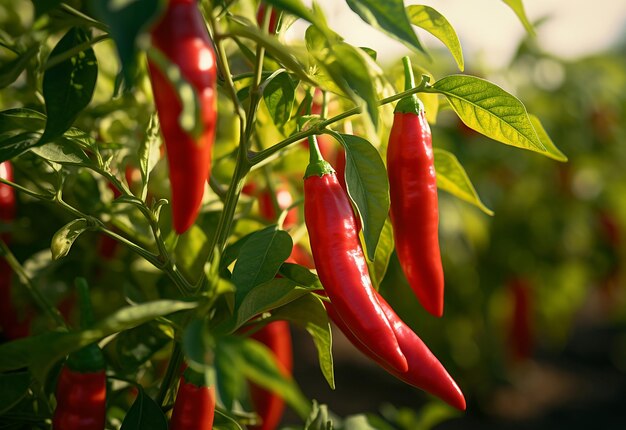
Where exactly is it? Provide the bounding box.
[502,0,535,35]
[0,45,39,89]
[370,218,394,288]
[30,141,90,165]
[406,5,464,71]
[138,114,161,200]
[528,114,567,162]
[0,371,30,414]
[263,71,296,130]
[231,225,293,303]
[335,133,390,261]
[433,148,493,215]
[428,75,546,153]
[236,337,311,418]
[90,0,166,85]
[120,388,168,430]
[41,27,98,144]
[51,219,90,260]
[273,295,334,390]
[346,0,425,54]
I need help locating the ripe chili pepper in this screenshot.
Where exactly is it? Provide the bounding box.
[304,136,408,373]
[0,161,30,340]
[148,0,217,234]
[53,280,106,430]
[249,321,293,430]
[256,3,279,34]
[170,368,215,430]
[387,56,444,317]
[53,365,107,430]
[507,277,533,362]
[326,293,465,410]
[258,182,298,229]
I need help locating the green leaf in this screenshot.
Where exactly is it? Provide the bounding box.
[214,409,245,430]
[335,133,390,261]
[331,43,381,127]
[0,132,42,163]
[263,71,296,130]
[0,45,39,89]
[30,141,91,165]
[120,388,168,430]
[175,224,210,284]
[215,337,246,410]
[262,0,319,26]
[502,0,535,35]
[50,219,90,260]
[234,336,311,419]
[278,263,322,290]
[41,27,98,144]
[428,75,546,153]
[236,279,311,329]
[304,400,333,430]
[273,295,334,389]
[406,5,464,71]
[111,322,171,373]
[0,108,46,134]
[343,415,380,430]
[90,0,166,85]
[346,0,425,54]
[433,148,493,215]
[369,218,394,289]
[231,225,293,303]
[0,371,30,414]
[0,300,196,381]
[32,0,64,17]
[528,114,567,162]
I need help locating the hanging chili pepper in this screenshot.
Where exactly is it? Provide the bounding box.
[507,277,533,362]
[326,293,465,410]
[148,0,217,234]
[0,161,30,341]
[387,56,444,317]
[304,136,408,373]
[249,321,293,430]
[53,279,106,430]
[170,368,216,430]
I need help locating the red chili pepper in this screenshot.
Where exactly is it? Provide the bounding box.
[286,243,315,269]
[52,366,107,430]
[258,183,298,229]
[387,57,444,317]
[507,278,533,362]
[326,293,465,410]
[256,3,279,34]
[249,321,293,430]
[170,369,216,430]
[0,161,30,340]
[304,136,408,373]
[53,280,106,429]
[148,0,217,234]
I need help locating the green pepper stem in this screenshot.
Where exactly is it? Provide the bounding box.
[395,56,423,115]
[304,135,334,178]
[75,278,94,329]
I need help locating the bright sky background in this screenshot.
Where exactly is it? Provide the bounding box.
[291,0,626,68]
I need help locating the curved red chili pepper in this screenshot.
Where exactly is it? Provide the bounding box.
[507,277,533,362]
[52,366,107,430]
[304,137,408,373]
[326,293,465,410]
[249,321,293,430]
[387,57,444,317]
[170,374,216,430]
[148,0,217,234]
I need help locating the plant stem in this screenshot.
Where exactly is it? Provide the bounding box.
[249,75,432,166]
[0,240,68,329]
[157,342,184,407]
